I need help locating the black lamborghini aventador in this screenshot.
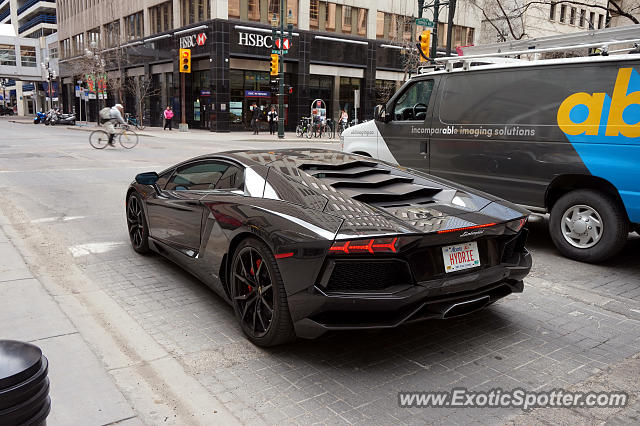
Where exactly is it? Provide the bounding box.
[125,149,531,346]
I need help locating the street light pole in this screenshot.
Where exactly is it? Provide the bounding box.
[278,0,285,139]
[41,58,56,111]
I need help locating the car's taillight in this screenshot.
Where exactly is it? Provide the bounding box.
[506,217,527,233]
[329,237,398,255]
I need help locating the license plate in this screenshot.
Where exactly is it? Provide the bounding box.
[442,241,481,273]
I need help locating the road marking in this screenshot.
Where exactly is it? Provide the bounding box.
[32,215,86,223]
[69,242,125,257]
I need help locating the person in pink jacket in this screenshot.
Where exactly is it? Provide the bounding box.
[163,106,174,130]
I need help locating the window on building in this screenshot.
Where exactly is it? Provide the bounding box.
[72,33,84,55]
[579,9,586,27]
[267,0,278,20]
[88,27,100,47]
[0,44,16,66]
[342,5,352,32]
[589,11,595,28]
[229,0,240,18]
[125,11,144,40]
[150,1,173,34]
[48,44,58,59]
[310,0,319,28]
[560,5,566,23]
[61,38,71,59]
[181,0,209,26]
[104,20,120,47]
[466,27,475,45]
[325,2,335,30]
[569,7,576,25]
[20,46,36,67]
[549,2,556,21]
[357,8,367,36]
[247,0,260,21]
[376,12,384,38]
[288,0,298,26]
[598,13,604,28]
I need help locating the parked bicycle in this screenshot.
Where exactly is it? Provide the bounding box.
[296,117,313,139]
[125,113,146,130]
[89,124,139,149]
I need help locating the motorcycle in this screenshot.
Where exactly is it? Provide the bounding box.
[33,110,47,124]
[45,109,76,126]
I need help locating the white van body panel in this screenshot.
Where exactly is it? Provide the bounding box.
[341,120,398,164]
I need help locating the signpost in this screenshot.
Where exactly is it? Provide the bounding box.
[415,17,434,27]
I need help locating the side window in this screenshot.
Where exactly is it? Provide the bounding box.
[166,161,229,191]
[393,80,434,121]
[214,165,244,190]
[157,169,174,189]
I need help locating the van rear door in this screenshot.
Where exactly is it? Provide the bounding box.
[375,78,438,171]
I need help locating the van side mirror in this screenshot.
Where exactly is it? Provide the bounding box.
[135,172,159,186]
[374,104,390,123]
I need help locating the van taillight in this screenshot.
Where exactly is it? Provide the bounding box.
[329,237,398,254]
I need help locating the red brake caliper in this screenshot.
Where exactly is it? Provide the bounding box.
[248,259,261,292]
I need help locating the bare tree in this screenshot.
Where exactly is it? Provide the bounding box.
[125,76,158,126]
[482,0,640,43]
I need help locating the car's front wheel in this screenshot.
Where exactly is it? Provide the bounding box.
[126,192,150,254]
[549,189,629,262]
[230,238,295,347]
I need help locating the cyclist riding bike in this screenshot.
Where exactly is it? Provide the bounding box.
[102,104,127,146]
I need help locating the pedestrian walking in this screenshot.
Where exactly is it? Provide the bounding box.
[267,105,278,135]
[250,103,260,135]
[163,106,174,130]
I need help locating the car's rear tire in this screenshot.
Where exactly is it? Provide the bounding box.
[549,189,629,262]
[126,192,150,254]
[230,238,295,347]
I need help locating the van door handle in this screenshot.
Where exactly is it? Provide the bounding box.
[419,141,428,155]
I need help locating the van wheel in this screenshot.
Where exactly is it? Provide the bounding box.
[549,190,629,263]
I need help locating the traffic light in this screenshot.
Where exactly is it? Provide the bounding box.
[270,53,279,76]
[418,30,431,62]
[179,48,191,73]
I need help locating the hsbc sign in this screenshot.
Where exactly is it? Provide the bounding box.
[238,32,273,48]
[179,32,207,48]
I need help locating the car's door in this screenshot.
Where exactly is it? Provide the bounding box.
[376,78,437,171]
[145,160,233,253]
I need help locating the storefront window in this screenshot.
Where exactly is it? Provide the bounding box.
[342,6,352,33]
[20,46,36,67]
[230,69,290,129]
[357,8,367,36]
[0,44,16,66]
[150,1,173,34]
[309,75,333,120]
[339,76,361,122]
[229,0,240,18]
[248,0,260,21]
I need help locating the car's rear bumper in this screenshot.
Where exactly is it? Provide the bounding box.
[289,250,531,339]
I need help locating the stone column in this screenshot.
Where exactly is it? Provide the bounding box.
[298,0,310,30]
[16,81,24,116]
[211,21,230,132]
[173,0,181,28]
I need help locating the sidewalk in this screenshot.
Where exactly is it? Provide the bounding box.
[0,219,141,425]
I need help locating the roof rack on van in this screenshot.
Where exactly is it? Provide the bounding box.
[459,25,640,56]
[435,25,640,70]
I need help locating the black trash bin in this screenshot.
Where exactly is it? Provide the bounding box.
[0,340,51,426]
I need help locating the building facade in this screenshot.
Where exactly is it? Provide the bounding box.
[57,0,467,131]
[0,0,57,38]
[0,25,59,115]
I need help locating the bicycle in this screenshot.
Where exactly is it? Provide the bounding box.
[296,117,312,138]
[125,113,146,130]
[90,124,139,149]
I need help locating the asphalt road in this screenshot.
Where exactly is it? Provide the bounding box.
[1,119,639,425]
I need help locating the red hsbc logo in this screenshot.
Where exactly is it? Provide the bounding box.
[275,38,290,50]
[179,32,207,48]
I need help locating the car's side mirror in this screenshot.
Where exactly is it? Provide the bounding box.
[135,172,159,186]
[374,104,391,123]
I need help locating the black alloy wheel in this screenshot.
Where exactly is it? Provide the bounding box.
[126,193,150,254]
[231,238,295,346]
